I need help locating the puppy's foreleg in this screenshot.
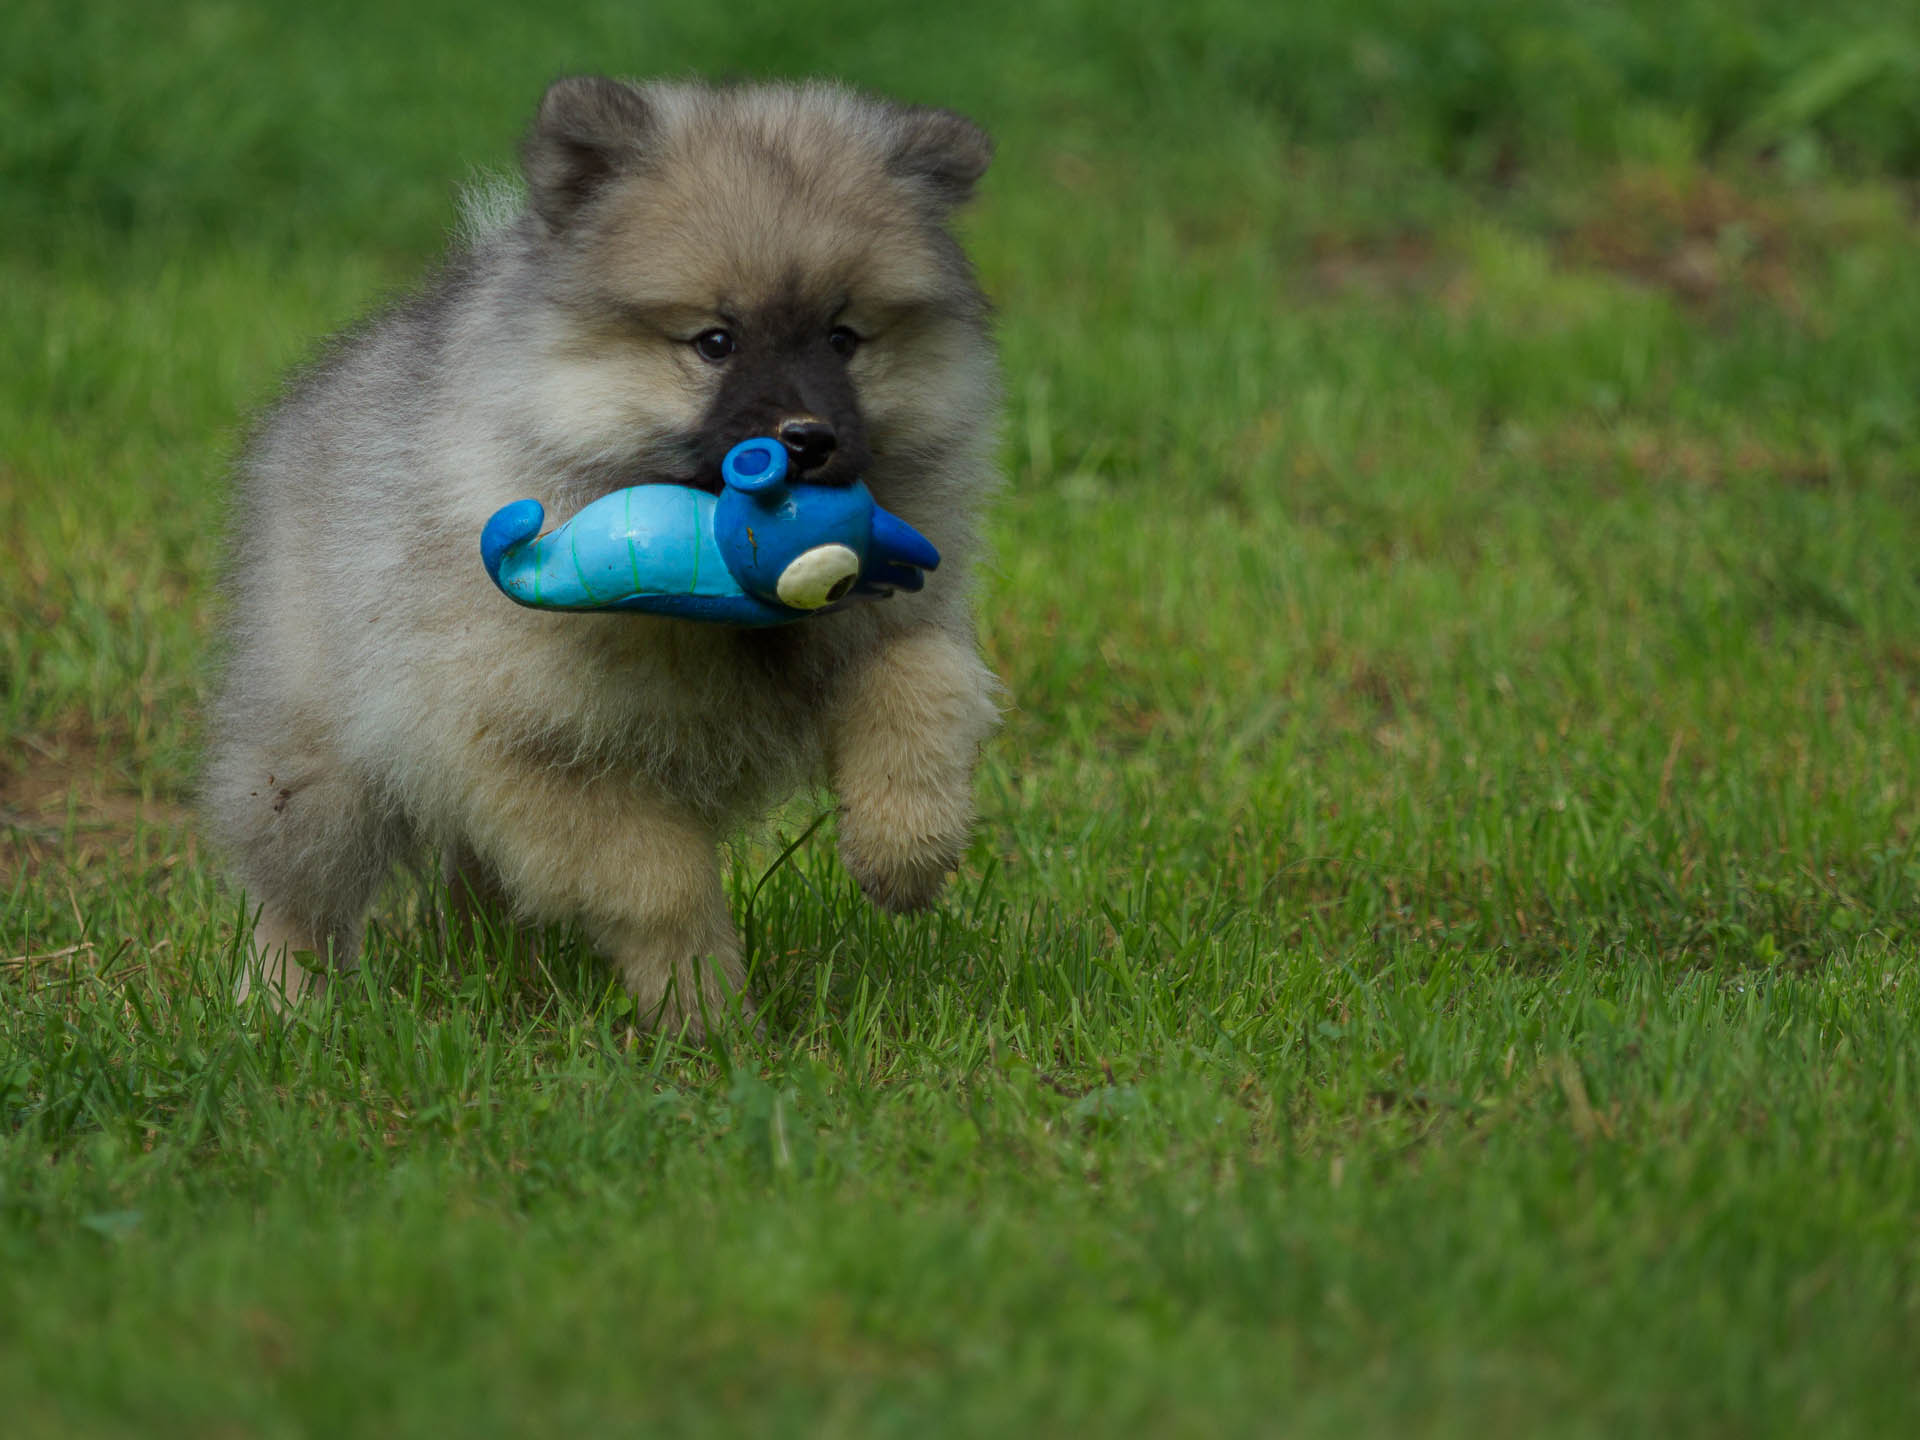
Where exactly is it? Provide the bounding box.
[462,772,746,1036]
[828,623,1000,912]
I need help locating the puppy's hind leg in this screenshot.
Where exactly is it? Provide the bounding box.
[202,734,402,1008]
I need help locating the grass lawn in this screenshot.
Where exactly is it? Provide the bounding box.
[5,2,1920,1434]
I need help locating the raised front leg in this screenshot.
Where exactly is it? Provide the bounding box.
[827,623,1001,912]
[457,767,747,1036]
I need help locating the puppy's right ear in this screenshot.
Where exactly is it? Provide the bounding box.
[522,76,655,230]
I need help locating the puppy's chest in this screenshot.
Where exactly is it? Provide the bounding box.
[569,624,845,807]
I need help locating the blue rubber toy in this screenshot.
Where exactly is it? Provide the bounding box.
[480,438,939,626]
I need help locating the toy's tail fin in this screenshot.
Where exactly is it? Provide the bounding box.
[856,508,940,597]
[480,499,547,593]
[870,509,940,573]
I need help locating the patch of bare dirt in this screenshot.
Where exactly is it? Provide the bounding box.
[1560,167,1809,313]
[1504,417,1836,493]
[1301,230,1446,301]
[0,731,193,884]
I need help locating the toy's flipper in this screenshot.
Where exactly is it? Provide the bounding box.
[858,561,929,596]
[855,507,938,596]
[481,499,547,592]
[869,509,940,575]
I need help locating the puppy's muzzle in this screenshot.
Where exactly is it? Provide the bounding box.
[777,416,837,475]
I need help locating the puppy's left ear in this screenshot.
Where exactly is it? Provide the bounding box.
[887,106,994,209]
[523,75,656,230]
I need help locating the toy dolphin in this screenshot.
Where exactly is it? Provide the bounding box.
[480,438,939,626]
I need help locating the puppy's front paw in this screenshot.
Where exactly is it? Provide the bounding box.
[837,801,969,913]
[610,930,755,1041]
[826,623,1000,915]
[635,967,761,1044]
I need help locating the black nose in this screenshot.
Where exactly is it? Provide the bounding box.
[777,417,837,474]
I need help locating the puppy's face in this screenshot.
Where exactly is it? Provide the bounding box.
[517,79,996,502]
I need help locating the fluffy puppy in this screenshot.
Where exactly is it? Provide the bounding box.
[201,77,1003,1029]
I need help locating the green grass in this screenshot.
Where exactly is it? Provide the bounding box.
[6,1,1920,1434]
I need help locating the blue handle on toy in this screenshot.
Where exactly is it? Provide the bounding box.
[720,437,787,493]
[480,439,939,625]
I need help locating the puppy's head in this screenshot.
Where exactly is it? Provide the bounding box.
[512,77,997,500]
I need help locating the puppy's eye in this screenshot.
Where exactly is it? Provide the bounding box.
[828,326,860,359]
[692,329,736,363]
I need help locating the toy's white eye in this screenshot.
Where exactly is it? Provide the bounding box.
[776,544,860,609]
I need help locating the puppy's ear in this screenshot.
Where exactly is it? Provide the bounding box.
[886,106,994,210]
[522,76,655,229]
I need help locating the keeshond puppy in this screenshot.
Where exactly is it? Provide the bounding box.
[201,77,1003,1031]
